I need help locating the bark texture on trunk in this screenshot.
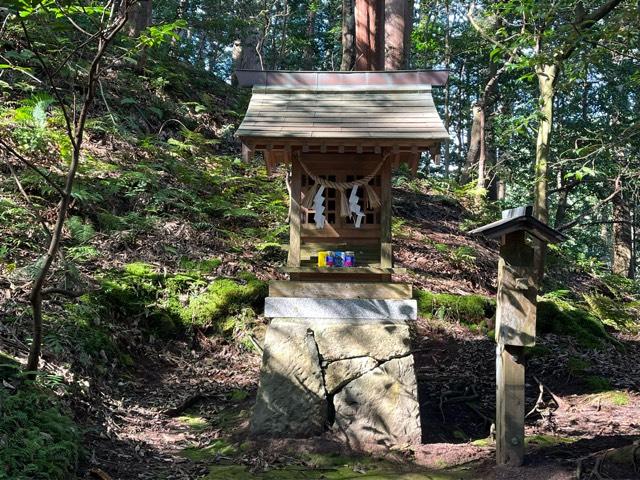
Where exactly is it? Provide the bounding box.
[461,104,482,185]
[612,189,633,277]
[554,169,570,229]
[384,0,411,70]
[303,6,316,69]
[532,63,558,287]
[126,0,152,37]
[341,0,356,70]
[355,0,384,70]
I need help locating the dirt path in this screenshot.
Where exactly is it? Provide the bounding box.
[78,339,261,479]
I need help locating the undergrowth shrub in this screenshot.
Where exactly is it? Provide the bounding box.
[0,361,81,480]
[43,300,120,373]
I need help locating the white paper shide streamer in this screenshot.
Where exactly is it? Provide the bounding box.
[349,186,365,228]
[313,185,326,229]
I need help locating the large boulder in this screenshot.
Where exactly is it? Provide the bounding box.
[332,355,421,447]
[251,317,421,447]
[250,320,327,436]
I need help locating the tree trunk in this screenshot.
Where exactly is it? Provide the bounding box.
[126,0,152,70]
[442,0,451,177]
[232,27,262,84]
[461,103,482,185]
[486,139,499,200]
[554,169,570,228]
[462,54,498,189]
[532,63,558,287]
[231,39,243,86]
[279,0,289,66]
[126,0,152,37]
[303,4,316,69]
[384,0,412,70]
[341,0,355,70]
[354,0,384,70]
[25,9,130,372]
[631,198,637,279]
[612,188,633,277]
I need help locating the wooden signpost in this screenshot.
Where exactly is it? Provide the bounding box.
[471,206,564,466]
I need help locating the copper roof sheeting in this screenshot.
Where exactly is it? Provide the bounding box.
[235,70,450,146]
[235,70,449,88]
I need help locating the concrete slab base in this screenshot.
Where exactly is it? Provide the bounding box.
[264,297,417,320]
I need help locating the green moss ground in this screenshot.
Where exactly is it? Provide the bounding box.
[177,413,210,431]
[196,452,474,480]
[585,391,630,406]
[97,263,267,338]
[525,435,575,448]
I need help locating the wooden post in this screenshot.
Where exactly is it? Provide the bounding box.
[495,230,535,466]
[288,153,302,267]
[380,155,392,268]
[496,231,537,346]
[470,206,564,468]
[496,343,525,466]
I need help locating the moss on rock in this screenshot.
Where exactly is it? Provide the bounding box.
[537,297,610,348]
[96,262,267,337]
[181,276,266,330]
[415,290,495,326]
[584,294,639,333]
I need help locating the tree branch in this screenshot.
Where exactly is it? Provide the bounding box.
[0,140,65,196]
[42,287,92,298]
[557,179,621,231]
[5,160,52,242]
[557,0,625,62]
[19,20,77,149]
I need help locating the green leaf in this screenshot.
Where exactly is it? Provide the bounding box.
[489,46,502,61]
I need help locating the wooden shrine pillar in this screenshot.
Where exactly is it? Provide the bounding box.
[288,153,302,267]
[470,207,564,467]
[380,155,393,268]
[355,0,384,70]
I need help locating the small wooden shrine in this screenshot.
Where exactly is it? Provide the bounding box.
[236,70,450,445]
[236,70,449,284]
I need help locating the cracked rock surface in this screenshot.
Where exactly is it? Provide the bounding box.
[251,318,421,446]
[251,321,327,436]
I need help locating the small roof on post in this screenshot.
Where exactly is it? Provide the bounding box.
[235,70,450,166]
[469,206,566,244]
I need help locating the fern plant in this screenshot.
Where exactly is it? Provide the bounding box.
[66,216,96,245]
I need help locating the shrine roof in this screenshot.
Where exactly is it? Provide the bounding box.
[469,207,566,244]
[235,70,450,147]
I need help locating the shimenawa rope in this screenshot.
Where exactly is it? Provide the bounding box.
[298,155,388,217]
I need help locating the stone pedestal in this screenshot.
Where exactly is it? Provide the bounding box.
[251,298,421,448]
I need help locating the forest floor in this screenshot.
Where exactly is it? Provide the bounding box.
[71,315,640,480]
